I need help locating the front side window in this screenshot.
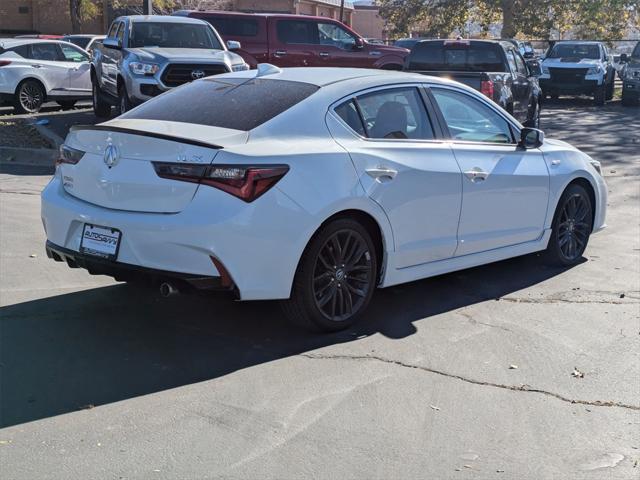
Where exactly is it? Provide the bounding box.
[121,78,318,131]
[513,51,528,76]
[506,50,518,74]
[276,20,318,45]
[60,43,89,62]
[116,23,125,44]
[129,22,222,49]
[29,43,61,61]
[432,88,513,144]
[318,23,356,50]
[353,87,434,140]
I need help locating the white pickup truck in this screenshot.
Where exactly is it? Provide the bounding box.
[539,41,615,105]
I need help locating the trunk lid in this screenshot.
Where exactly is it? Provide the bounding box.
[60,119,248,213]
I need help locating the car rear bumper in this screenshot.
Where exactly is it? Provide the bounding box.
[622,79,640,96]
[46,240,232,294]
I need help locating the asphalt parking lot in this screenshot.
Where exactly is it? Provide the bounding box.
[0,99,639,479]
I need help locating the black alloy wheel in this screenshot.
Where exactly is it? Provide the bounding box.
[281,218,377,332]
[545,184,593,266]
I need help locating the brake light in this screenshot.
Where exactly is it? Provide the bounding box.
[480,80,494,99]
[153,163,289,203]
[0,60,11,67]
[56,144,85,165]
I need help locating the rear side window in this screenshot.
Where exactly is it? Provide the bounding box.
[277,20,318,45]
[207,17,259,37]
[121,78,319,131]
[8,44,30,57]
[29,43,61,61]
[408,42,506,72]
[335,101,365,136]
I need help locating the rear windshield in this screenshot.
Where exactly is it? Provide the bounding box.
[129,22,222,49]
[408,42,506,72]
[120,78,319,131]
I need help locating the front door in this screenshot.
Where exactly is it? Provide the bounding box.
[58,43,91,92]
[330,86,463,268]
[269,19,319,67]
[316,21,369,68]
[430,86,549,256]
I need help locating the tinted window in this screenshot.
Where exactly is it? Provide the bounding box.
[277,20,318,45]
[356,88,434,140]
[335,100,365,136]
[506,50,518,73]
[116,23,125,44]
[207,17,258,37]
[632,43,640,59]
[408,42,506,72]
[30,43,61,61]
[60,43,88,62]
[107,22,119,39]
[8,44,30,57]
[130,22,222,49]
[548,43,600,59]
[432,88,513,144]
[64,36,90,49]
[318,23,356,50]
[121,78,318,131]
[513,52,528,76]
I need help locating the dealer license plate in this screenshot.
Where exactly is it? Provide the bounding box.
[80,224,121,260]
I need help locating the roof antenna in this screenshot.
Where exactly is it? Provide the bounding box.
[256,63,282,77]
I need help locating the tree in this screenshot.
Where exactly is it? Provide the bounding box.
[378,0,469,38]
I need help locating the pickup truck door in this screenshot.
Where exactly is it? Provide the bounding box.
[430,86,549,256]
[269,18,318,67]
[316,21,370,68]
[507,49,532,121]
[101,21,125,96]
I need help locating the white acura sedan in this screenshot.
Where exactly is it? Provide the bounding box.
[41,66,607,331]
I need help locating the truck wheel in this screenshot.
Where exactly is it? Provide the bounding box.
[92,80,111,118]
[14,79,45,114]
[594,86,606,106]
[605,78,614,101]
[524,100,540,128]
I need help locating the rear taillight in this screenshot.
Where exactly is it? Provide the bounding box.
[0,60,12,67]
[480,80,494,99]
[56,144,85,165]
[153,163,289,203]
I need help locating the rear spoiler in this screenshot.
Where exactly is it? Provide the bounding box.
[69,125,224,150]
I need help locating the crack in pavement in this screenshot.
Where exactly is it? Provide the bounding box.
[0,189,41,196]
[300,353,640,411]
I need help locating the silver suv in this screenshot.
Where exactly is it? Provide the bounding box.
[91,15,248,117]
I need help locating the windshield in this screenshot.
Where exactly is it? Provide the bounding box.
[64,37,90,49]
[129,22,222,49]
[633,43,640,59]
[548,43,600,59]
[120,78,319,131]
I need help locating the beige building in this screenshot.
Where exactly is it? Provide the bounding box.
[0,0,355,35]
[351,3,386,40]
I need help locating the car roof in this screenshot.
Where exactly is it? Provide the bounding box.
[215,66,460,88]
[178,9,346,23]
[552,41,602,45]
[63,34,104,38]
[116,15,209,24]
[0,38,68,49]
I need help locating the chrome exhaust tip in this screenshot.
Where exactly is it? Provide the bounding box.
[159,282,179,298]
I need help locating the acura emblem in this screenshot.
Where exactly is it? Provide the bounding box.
[191,69,206,79]
[104,143,120,168]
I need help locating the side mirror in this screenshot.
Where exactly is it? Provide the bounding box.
[226,40,241,50]
[353,38,364,50]
[620,53,629,63]
[103,38,122,50]
[519,127,544,149]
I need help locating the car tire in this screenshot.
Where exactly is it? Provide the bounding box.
[605,77,615,101]
[14,79,45,114]
[524,100,540,128]
[594,85,606,106]
[92,80,111,118]
[57,100,76,110]
[281,218,378,332]
[544,183,593,267]
[118,84,132,115]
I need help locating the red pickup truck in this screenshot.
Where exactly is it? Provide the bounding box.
[173,10,408,70]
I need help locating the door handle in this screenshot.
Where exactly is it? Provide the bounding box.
[464,168,488,182]
[31,64,42,68]
[319,52,330,57]
[274,50,287,57]
[366,167,397,182]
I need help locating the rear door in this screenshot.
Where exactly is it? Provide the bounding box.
[27,42,69,92]
[330,85,463,268]
[269,18,319,67]
[430,86,549,256]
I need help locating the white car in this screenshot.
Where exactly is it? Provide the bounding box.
[0,39,92,113]
[41,66,607,332]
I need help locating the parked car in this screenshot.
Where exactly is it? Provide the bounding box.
[91,15,248,118]
[619,41,640,106]
[42,66,607,332]
[394,38,427,50]
[174,10,409,70]
[404,39,542,127]
[15,34,64,40]
[0,39,91,113]
[539,41,615,105]
[62,34,106,55]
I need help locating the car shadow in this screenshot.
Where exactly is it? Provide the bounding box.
[0,251,580,428]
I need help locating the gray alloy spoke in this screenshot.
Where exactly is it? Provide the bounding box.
[331,236,343,264]
[343,284,353,314]
[346,283,366,298]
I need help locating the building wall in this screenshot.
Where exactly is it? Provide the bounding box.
[0,0,105,35]
[352,6,385,39]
